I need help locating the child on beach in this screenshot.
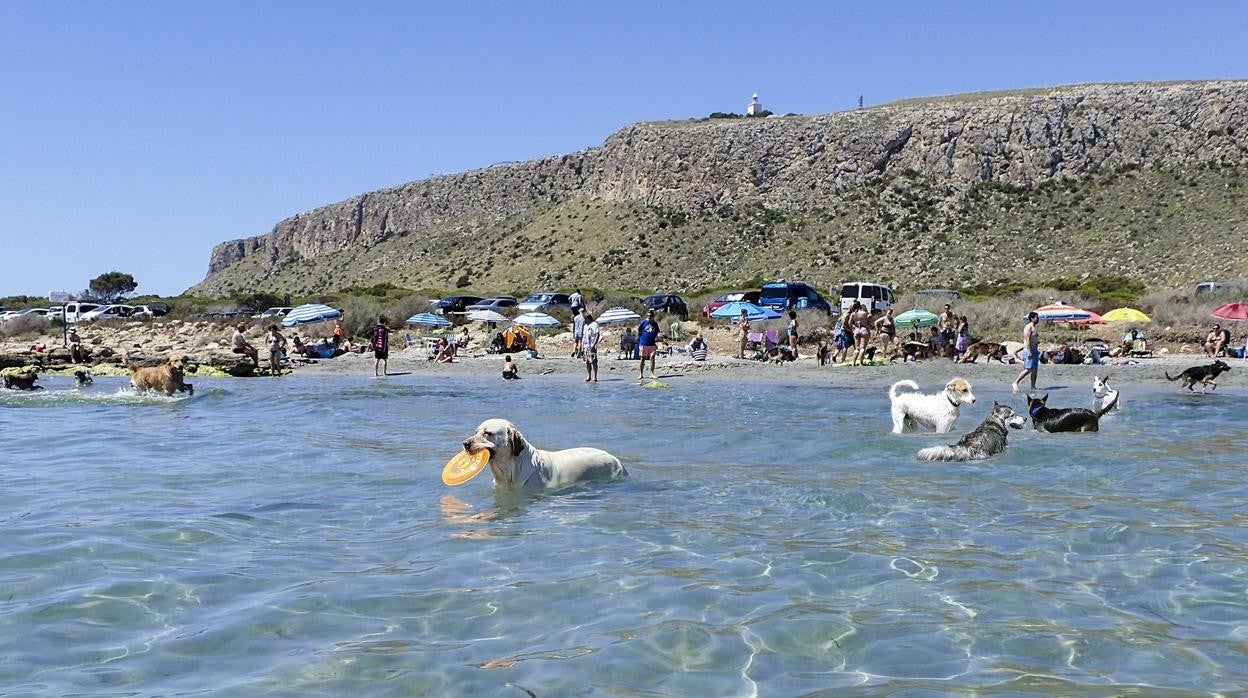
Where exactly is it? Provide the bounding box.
[372,316,389,376]
[502,355,520,380]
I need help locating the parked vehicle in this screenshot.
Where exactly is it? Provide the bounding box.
[838,281,894,314]
[1194,281,1231,295]
[0,308,49,322]
[79,304,135,322]
[759,282,834,314]
[517,292,573,313]
[432,296,484,315]
[132,303,170,318]
[252,306,293,319]
[466,297,518,313]
[53,302,102,323]
[702,290,761,317]
[641,293,689,320]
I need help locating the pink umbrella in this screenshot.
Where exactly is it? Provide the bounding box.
[1057,311,1105,326]
[1212,303,1248,321]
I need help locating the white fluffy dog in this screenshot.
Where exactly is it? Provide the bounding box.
[888,378,976,434]
[461,419,628,490]
[1092,375,1120,412]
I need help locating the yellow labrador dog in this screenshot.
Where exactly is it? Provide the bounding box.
[462,419,628,490]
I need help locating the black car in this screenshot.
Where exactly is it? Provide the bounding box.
[641,294,689,321]
[432,296,484,315]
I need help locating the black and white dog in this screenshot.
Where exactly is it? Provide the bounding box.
[74,370,94,387]
[1091,375,1120,412]
[916,402,1027,462]
[1026,393,1117,433]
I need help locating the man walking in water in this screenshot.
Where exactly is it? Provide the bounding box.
[583,312,600,383]
[1011,311,1040,393]
[372,315,390,377]
[637,309,661,380]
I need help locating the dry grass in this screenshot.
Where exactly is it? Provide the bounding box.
[0,315,51,340]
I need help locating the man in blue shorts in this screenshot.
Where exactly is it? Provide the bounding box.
[1012,311,1040,393]
[637,309,661,380]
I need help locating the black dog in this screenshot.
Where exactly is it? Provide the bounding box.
[817,341,830,366]
[74,370,94,387]
[1026,393,1116,433]
[1165,360,1231,394]
[3,373,44,391]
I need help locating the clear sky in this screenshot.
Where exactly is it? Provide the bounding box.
[2,1,1246,298]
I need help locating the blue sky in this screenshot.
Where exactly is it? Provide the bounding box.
[2,1,1246,298]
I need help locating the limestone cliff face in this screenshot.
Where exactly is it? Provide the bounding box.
[191,80,1248,295]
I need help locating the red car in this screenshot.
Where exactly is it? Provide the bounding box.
[702,290,761,317]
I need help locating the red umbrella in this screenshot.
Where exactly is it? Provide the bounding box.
[1212,303,1248,321]
[1057,311,1105,326]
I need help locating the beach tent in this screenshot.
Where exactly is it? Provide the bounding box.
[501,324,534,352]
[282,303,342,328]
[406,312,452,328]
[709,301,780,321]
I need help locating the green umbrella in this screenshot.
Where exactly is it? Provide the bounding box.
[894,308,939,329]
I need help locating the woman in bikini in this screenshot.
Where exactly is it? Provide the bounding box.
[737,309,750,360]
[874,307,896,355]
[848,301,871,366]
[786,310,799,359]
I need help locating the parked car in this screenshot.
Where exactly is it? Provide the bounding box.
[79,304,135,322]
[517,292,573,313]
[252,306,293,319]
[0,308,49,322]
[838,281,894,314]
[1194,281,1231,295]
[702,290,762,317]
[641,293,689,320]
[54,302,102,323]
[466,297,518,313]
[759,282,834,314]
[432,296,484,315]
[132,303,170,318]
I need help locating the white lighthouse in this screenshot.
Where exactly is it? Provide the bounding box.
[747,93,762,116]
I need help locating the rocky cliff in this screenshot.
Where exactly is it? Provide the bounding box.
[191,80,1248,296]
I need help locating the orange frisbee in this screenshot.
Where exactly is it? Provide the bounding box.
[442,449,490,486]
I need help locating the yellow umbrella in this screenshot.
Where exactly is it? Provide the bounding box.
[1102,307,1151,323]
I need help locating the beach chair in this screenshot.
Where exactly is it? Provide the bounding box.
[404,332,419,349]
[746,331,763,352]
[1130,337,1153,358]
[764,329,780,351]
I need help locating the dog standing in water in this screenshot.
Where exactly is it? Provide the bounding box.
[888,378,976,433]
[1091,375,1120,412]
[917,402,1027,461]
[461,419,628,490]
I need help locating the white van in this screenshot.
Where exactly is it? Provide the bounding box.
[838,282,894,314]
[53,302,102,323]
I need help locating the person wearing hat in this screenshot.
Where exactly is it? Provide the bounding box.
[636,309,661,380]
[67,327,84,363]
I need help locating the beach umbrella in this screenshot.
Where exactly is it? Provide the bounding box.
[406,312,452,328]
[1057,311,1105,325]
[1212,302,1248,321]
[893,308,940,328]
[596,307,642,324]
[512,312,561,328]
[1102,307,1152,323]
[282,303,342,327]
[709,301,781,321]
[466,309,510,324]
[1031,303,1093,322]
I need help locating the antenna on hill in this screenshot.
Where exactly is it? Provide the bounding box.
[858,94,864,110]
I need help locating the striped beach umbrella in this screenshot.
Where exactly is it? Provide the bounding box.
[466,309,510,324]
[709,301,780,321]
[1031,303,1093,322]
[406,312,452,328]
[282,303,343,327]
[596,307,642,324]
[512,312,561,328]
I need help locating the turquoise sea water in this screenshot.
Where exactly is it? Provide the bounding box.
[2,373,1247,695]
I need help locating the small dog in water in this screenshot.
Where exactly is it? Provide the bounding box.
[3,373,43,391]
[1165,360,1231,394]
[1026,393,1116,433]
[74,370,94,387]
[1091,375,1120,412]
[888,378,976,433]
[917,402,1026,461]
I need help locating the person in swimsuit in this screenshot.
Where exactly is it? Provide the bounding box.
[502,354,520,380]
[231,323,259,367]
[848,301,871,366]
[874,308,896,354]
[737,309,750,360]
[264,324,287,376]
[787,310,799,359]
[1011,311,1040,393]
[954,316,970,360]
[938,303,957,358]
[372,315,390,376]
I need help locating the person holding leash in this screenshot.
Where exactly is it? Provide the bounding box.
[1011,311,1040,393]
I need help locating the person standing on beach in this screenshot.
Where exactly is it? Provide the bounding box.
[939,303,957,359]
[583,313,600,382]
[737,309,750,359]
[569,289,583,316]
[787,310,799,359]
[372,315,390,376]
[264,324,287,376]
[572,307,586,358]
[848,301,871,366]
[637,309,661,380]
[874,308,896,355]
[1011,311,1040,393]
[232,323,259,367]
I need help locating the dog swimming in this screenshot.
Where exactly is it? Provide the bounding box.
[916,402,1027,461]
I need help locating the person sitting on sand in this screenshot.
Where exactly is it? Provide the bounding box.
[502,354,520,380]
[456,327,470,349]
[432,338,458,363]
[1205,324,1229,357]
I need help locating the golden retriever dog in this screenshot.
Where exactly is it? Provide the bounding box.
[3,372,43,391]
[128,353,194,396]
[461,418,628,490]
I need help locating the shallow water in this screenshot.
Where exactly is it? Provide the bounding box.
[2,373,1247,695]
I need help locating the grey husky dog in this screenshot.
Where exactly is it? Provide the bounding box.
[916,402,1026,462]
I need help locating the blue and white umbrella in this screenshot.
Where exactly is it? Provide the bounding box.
[709,301,781,321]
[1031,303,1093,322]
[282,303,343,327]
[596,307,642,324]
[406,312,453,328]
[512,312,561,328]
